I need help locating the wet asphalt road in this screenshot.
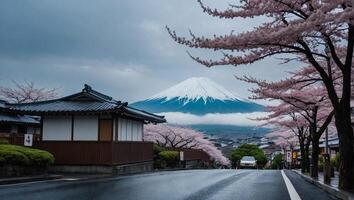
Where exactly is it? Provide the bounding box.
[0,170,337,200]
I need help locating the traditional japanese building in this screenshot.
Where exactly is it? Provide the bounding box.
[0,100,41,145]
[1,84,166,174]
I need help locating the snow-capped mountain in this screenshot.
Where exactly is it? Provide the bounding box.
[132,77,264,115]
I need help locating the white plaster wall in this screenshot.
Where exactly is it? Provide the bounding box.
[126,120,132,140]
[117,118,143,141]
[73,115,98,141]
[121,118,127,141]
[122,118,128,141]
[133,121,141,141]
[132,121,137,141]
[42,116,71,141]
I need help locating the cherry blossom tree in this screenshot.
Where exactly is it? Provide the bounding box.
[168,0,354,189]
[267,129,298,149]
[266,112,311,173]
[266,113,309,170]
[144,124,230,166]
[240,67,334,177]
[0,81,58,103]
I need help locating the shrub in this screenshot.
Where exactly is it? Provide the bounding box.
[158,151,179,168]
[330,153,340,171]
[271,154,283,169]
[153,144,165,155]
[0,149,29,166]
[0,145,54,167]
[153,145,167,169]
[318,155,324,172]
[153,159,164,169]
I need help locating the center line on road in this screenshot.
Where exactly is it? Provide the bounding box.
[281,170,302,200]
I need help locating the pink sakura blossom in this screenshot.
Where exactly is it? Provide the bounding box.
[144,124,230,166]
[167,0,352,135]
[167,1,353,188]
[240,66,334,128]
[267,129,298,149]
[241,66,335,177]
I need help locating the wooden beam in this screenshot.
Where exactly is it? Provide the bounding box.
[71,115,74,141]
[40,116,43,141]
[115,117,118,142]
[97,115,100,142]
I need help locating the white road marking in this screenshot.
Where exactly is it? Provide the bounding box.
[281,170,302,200]
[62,178,80,181]
[0,179,62,187]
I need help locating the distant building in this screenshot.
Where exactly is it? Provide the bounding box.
[1,84,166,174]
[318,107,353,158]
[260,143,281,160]
[319,136,339,158]
[0,100,40,145]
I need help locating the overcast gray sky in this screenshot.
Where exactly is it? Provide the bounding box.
[0,0,298,102]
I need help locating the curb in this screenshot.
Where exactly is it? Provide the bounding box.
[292,170,354,200]
[0,174,63,185]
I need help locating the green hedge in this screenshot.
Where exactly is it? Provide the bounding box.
[159,151,179,160]
[330,153,340,171]
[157,150,179,168]
[0,144,54,167]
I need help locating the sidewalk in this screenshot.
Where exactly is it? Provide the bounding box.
[0,174,62,185]
[293,170,354,200]
[317,171,339,188]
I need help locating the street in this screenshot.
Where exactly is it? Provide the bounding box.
[0,170,337,200]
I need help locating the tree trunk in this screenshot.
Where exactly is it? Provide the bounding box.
[335,109,354,190]
[300,145,306,173]
[311,137,320,178]
[309,121,320,178]
[305,142,310,173]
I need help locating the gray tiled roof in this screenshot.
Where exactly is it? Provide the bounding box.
[1,84,165,123]
[0,114,39,124]
[319,137,339,148]
[123,106,166,122]
[6,101,120,113]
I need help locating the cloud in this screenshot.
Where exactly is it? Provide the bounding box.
[0,57,165,101]
[0,0,301,103]
[158,112,269,126]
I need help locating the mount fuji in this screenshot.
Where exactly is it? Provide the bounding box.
[132,77,264,115]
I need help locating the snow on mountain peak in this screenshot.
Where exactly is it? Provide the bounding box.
[149,77,250,102]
